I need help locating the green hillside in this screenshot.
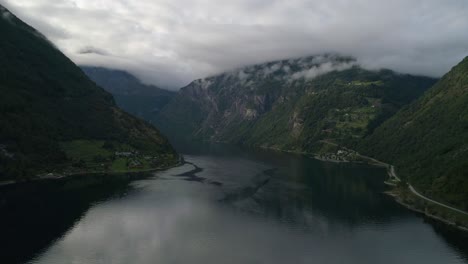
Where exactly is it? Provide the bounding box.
[359,57,468,210]
[0,5,177,180]
[157,56,436,153]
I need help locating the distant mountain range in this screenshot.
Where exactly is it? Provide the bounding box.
[81,67,175,123]
[0,5,177,180]
[1,2,466,217]
[155,53,468,212]
[156,55,436,149]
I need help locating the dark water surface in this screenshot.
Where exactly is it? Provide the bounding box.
[1,143,468,264]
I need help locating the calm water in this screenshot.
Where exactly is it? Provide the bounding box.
[1,143,468,264]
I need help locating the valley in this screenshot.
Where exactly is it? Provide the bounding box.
[154,55,467,230]
[81,67,176,123]
[0,2,467,264]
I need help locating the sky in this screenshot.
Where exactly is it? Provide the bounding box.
[1,0,468,90]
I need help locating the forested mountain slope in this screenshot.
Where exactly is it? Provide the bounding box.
[359,57,468,210]
[157,55,436,153]
[0,5,177,180]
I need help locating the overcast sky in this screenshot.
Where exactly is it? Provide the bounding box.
[1,0,468,89]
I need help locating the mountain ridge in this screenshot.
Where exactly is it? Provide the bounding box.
[157,55,437,152]
[0,4,178,180]
[81,66,175,123]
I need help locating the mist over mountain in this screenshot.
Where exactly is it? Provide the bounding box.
[1,0,468,260]
[1,0,467,89]
[156,52,468,215]
[156,55,436,148]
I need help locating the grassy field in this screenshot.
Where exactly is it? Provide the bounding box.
[59,140,168,174]
[61,140,112,162]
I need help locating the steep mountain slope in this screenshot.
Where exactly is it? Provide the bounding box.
[0,5,177,180]
[81,67,175,122]
[157,55,436,152]
[359,57,468,210]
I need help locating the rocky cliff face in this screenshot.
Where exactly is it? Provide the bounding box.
[157,55,436,151]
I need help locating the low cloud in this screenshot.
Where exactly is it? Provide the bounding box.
[78,46,110,56]
[291,61,356,80]
[1,0,467,90]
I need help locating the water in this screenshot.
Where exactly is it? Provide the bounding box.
[1,143,468,264]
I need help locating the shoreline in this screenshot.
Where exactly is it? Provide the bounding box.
[4,141,465,232]
[322,156,468,232]
[385,190,468,232]
[258,143,388,167]
[260,142,468,232]
[0,158,185,187]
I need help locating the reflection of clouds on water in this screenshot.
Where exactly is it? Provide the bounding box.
[29,154,468,264]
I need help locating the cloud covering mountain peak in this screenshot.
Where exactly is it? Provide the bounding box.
[1,0,467,90]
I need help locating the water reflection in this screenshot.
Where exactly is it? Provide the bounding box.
[0,174,143,264]
[0,144,467,264]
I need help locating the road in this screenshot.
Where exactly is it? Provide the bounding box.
[408,185,468,216]
[319,140,468,217]
[388,165,400,181]
[388,164,468,216]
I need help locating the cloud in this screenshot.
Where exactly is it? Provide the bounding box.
[262,63,281,76]
[78,46,110,56]
[238,70,249,83]
[0,0,467,89]
[291,61,356,80]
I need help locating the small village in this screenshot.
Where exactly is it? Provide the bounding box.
[315,148,363,163]
[114,151,161,169]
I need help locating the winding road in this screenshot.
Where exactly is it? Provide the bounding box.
[388,165,468,216]
[320,139,468,218]
[408,185,468,216]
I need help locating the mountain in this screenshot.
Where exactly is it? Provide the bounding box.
[0,5,177,180]
[358,57,468,210]
[157,55,437,152]
[81,67,175,123]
